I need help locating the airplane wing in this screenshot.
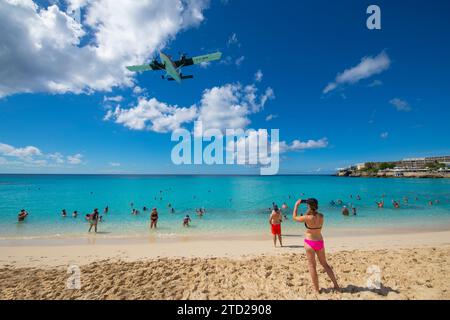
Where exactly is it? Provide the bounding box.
[192,52,222,65]
[174,52,222,68]
[126,64,155,72]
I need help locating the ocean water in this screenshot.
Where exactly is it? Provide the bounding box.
[0,175,449,239]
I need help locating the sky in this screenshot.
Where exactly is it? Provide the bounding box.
[0,0,449,174]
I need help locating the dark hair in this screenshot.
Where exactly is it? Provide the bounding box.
[306,198,319,214]
[273,203,279,212]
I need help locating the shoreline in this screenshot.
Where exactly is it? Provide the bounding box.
[2,223,450,244]
[336,172,450,179]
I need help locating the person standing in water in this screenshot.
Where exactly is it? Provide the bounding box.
[150,208,158,229]
[269,204,283,247]
[183,215,191,227]
[88,208,99,233]
[293,198,340,294]
[18,209,28,222]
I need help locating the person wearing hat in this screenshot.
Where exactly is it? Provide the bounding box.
[293,198,340,294]
[269,203,283,247]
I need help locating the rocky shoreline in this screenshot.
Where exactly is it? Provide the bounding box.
[337,171,450,178]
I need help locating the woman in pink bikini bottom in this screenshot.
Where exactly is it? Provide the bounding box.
[293,198,340,293]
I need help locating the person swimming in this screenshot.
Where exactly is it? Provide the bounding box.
[18,209,28,222]
[292,198,340,293]
[376,200,384,208]
[104,206,109,214]
[73,211,78,218]
[171,207,175,213]
[392,200,400,209]
[352,207,357,215]
[62,209,67,217]
[183,215,191,227]
[342,206,350,216]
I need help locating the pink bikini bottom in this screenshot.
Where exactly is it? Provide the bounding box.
[304,239,324,251]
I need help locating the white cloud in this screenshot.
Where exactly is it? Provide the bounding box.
[227,33,239,47]
[48,152,65,164]
[132,86,144,95]
[235,56,245,66]
[260,87,275,107]
[0,142,83,167]
[0,0,208,97]
[380,132,389,139]
[323,51,391,94]
[106,82,275,136]
[199,61,211,68]
[226,132,328,165]
[67,153,83,165]
[0,143,42,159]
[389,98,411,112]
[278,138,329,153]
[106,97,197,133]
[265,114,278,121]
[196,83,275,135]
[104,95,123,103]
[255,70,263,82]
[109,162,121,167]
[368,80,383,87]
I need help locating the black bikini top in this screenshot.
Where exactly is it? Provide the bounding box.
[305,222,322,230]
[304,214,322,230]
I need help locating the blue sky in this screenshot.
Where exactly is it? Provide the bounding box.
[0,0,449,174]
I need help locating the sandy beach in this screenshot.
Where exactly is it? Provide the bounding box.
[0,230,449,300]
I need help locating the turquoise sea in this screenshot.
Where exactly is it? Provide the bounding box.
[0,175,449,239]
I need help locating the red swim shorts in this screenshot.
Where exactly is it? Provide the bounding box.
[271,223,281,235]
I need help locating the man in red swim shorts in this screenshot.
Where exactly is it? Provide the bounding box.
[269,203,283,247]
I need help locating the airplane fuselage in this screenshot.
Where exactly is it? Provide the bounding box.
[160,52,181,83]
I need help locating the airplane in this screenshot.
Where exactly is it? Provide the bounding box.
[126,51,222,83]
